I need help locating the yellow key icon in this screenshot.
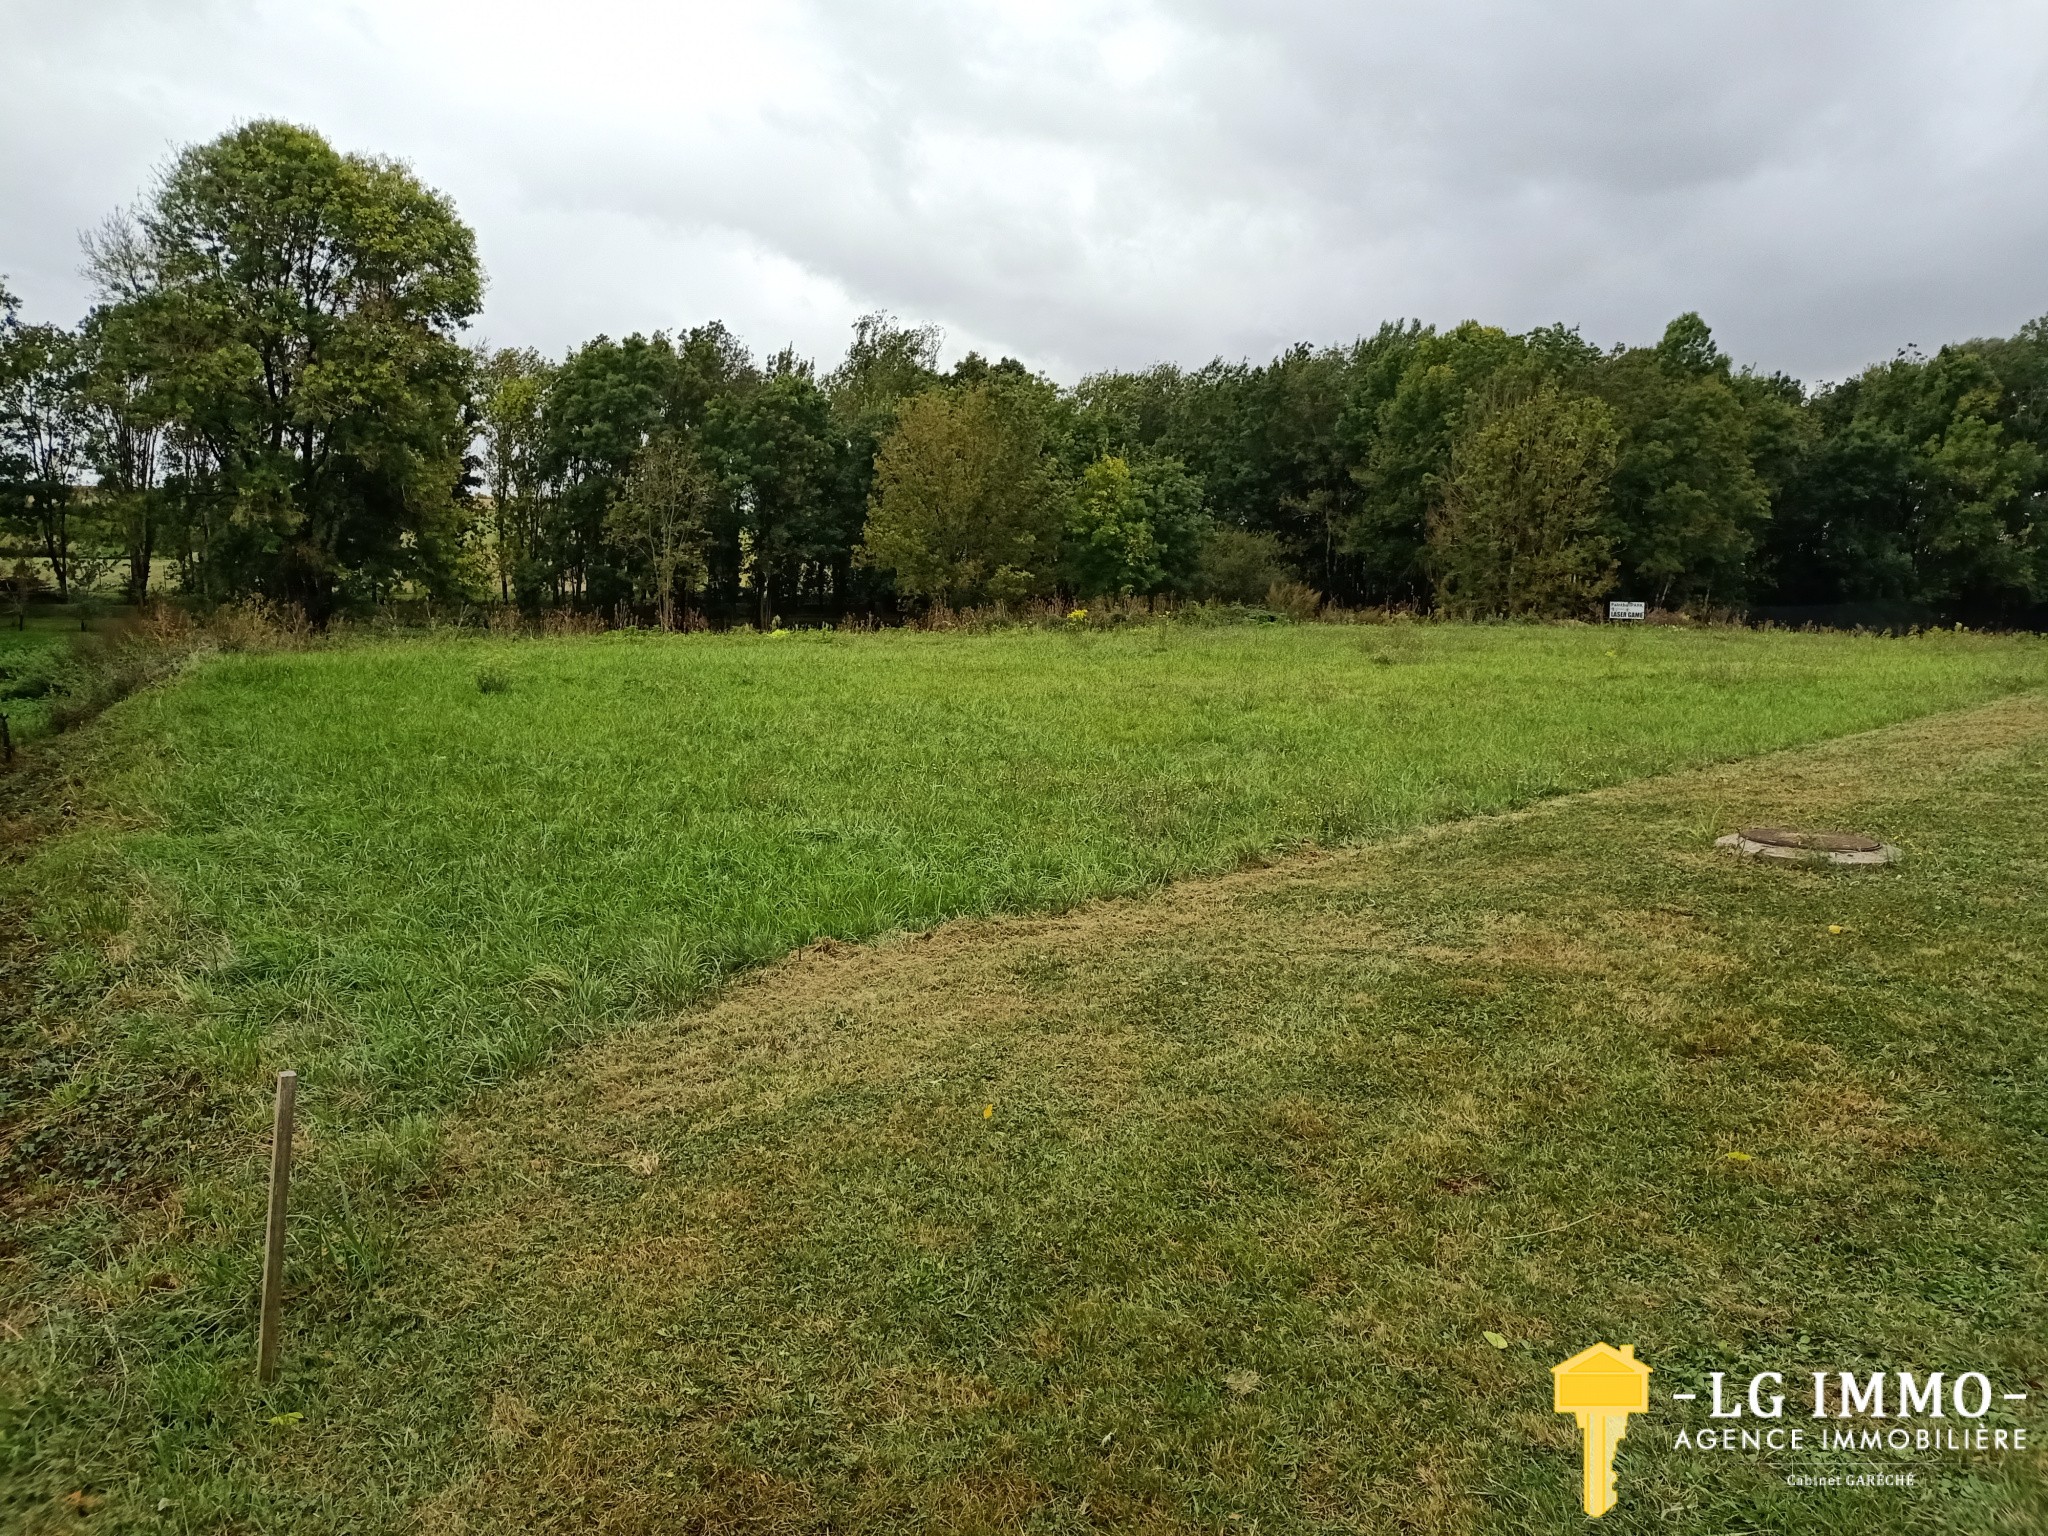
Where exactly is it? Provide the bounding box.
[1552,1343,1651,1517]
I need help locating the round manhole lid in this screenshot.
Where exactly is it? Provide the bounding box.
[1717,828,1899,865]
[1739,827,1884,854]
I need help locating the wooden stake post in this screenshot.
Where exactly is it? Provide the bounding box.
[257,1070,297,1384]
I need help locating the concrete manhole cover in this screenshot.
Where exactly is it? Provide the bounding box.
[1715,826,1899,865]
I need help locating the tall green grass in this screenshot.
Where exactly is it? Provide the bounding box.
[15,622,2046,1124]
[0,614,77,740]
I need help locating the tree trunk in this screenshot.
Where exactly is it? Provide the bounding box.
[37,488,71,601]
[127,545,152,604]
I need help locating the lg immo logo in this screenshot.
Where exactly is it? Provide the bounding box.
[1553,1344,1650,1517]
[1675,1368,2031,1453]
[1551,1345,2032,1518]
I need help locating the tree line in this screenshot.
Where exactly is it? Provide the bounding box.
[5,120,2045,628]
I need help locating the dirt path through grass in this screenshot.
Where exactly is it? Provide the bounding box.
[214,693,2048,1534]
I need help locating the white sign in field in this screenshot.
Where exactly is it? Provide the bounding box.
[1608,600,1647,621]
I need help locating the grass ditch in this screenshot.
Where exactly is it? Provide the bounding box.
[0,603,316,753]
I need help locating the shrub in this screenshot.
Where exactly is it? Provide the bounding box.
[1194,528,1292,604]
[1265,581,1324,623]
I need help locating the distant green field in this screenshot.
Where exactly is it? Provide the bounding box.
[15,623,2046,1129]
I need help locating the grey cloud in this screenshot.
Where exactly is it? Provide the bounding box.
[3,0,2044,383]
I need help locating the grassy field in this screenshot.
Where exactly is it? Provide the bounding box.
[12,623,2046,1124]
[257,696,2045,1534]
[3,623,2046,1532]
[0,613,81,742]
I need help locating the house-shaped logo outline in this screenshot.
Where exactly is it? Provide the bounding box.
[1552,1341,1651,1411]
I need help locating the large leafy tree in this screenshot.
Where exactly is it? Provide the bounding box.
[75,276,173,602]
[1765,344,2045,614]
[1594,315,1771,607]
[1428,381,1620,618]
[540,324,755,609]
[823,314,943,614]
[1065,321,1618,607]
[861,384,1063,606]
[91,120,480,614]
[1171,345,1363,600]
[1068,363,1188,471]
[1353,322,1533,603]
[534,333,673,607]
[703,360,841,627]
[474,345,553,605]
[0,317,88,599]
[1063,453,1206,598]
[1070,336,1395,603]
[605,432,714,631]
[825,312,941,427]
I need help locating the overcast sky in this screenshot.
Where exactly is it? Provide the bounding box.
[6,0,2045,383]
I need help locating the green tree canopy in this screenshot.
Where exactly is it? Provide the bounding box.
[75,303,171,602]
[1596,315,1772,606]
[703,363,841,627]
[542,332,689,606]
[1765,343,2045,612]
[475,345,553,605]
[605,431,715,631]
[825,312,942,426]
[0,320,88,598]
[821,315,945,615]
[1063,453,1206,598]
[540,325,760,610]
[1352,322,1532,602]
[90,120,481,614]
[22,129,2048,629]
[861,385,1063,606]
[1428,382,1620,618]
